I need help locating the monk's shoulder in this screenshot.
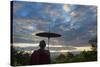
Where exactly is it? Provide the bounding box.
[45,50,50,53]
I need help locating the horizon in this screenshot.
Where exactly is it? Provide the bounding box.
[13,43,92,53]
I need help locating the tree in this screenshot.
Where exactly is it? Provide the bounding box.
[56,54,66,60]
[66,52,74,58]
[88,37,97,51]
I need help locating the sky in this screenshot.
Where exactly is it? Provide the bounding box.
[12,1,97,47]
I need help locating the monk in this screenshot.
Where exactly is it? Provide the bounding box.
[30,40,51,65]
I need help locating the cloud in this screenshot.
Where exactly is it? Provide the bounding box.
[12,1,97,47]
[89,6,97,13]
[63,4,71,12]
[19,25,36,30]
[13,1,24,13]
[70,12,77,17]
[32,30,45,36]
[15,19,49,24]
[59,25,71,31]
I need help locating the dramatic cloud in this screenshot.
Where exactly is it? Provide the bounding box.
[12,1,97,46]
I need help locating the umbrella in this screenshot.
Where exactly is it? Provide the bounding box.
[36,32,61,50]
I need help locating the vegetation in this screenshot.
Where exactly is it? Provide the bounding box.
[11,46,31,66]
[11,49,97,66]
[52,51,97,64]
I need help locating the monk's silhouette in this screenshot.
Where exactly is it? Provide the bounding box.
[30,40,51,65]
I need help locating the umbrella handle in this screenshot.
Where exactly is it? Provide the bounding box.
[48,37,50,50]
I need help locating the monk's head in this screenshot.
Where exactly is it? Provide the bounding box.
[39,40,46,49]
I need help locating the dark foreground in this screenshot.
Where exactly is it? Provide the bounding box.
[11,49,97,66]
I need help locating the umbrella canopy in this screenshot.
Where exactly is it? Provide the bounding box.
[36,32,61,38]
[36,32,61,50]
